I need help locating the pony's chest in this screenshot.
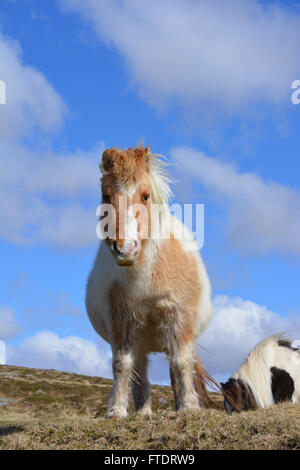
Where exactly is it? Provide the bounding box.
[125,282,172,314]
[115,272,173,317]
[139,294,173,317]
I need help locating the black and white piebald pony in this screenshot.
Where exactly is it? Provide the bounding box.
[221,335,300,413]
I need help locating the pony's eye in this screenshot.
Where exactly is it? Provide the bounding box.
[142,193,150,202]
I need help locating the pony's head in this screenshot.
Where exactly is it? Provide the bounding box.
[99,145,171,266]
[221,378,258,414]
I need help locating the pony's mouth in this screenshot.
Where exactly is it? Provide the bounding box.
[111,240,140,266]
[223,397,235,414]
[115,255,138,266]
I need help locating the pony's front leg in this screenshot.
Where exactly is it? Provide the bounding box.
[169,343,199,411]
[106,348,134,419]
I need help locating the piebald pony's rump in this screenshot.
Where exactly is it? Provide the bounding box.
[86,145,215,417]
[221,335,300,413]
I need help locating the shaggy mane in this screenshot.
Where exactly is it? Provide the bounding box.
[149,152,173,206]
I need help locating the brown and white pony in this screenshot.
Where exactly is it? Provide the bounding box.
[221,334,300,413]
[86,145,214,418]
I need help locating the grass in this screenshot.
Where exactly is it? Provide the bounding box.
[0,364,299,450]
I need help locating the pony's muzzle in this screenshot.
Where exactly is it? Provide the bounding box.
[224,397,234,415]
[112,240,140,266]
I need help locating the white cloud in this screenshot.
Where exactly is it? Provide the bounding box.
[0,144,101,198]
[0,306,22,340]
[0,30,102,249]
[60,0,300,113]
[7,331,112,377]
[0,32,65,140]
[0,142,103,247]
[171,146,300,257]
[0,31,103,248]
[200,295,300,381]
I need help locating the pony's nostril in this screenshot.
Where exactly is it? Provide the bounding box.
[113,241,121,255]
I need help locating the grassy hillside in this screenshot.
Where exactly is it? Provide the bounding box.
[0,364,299,450]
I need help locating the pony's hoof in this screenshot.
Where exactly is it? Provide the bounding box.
[105,407,128,419]
[137,407,152,417]
[178,400,200,412]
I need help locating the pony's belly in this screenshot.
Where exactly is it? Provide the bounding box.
[87,306,109,343]
[137,322,168,354]
[135,301,175,353]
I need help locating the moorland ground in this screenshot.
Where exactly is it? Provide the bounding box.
[0,364,299,450]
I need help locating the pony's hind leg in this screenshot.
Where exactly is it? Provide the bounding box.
[131,354,152,416]
[169,343,199,411]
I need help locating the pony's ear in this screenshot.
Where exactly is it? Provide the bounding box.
[100,149,114,175]
[220,382,225,388]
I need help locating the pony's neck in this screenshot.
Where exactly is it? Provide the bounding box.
[234,345,275,408]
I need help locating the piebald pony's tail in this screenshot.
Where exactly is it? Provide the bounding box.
[193,356,220,409]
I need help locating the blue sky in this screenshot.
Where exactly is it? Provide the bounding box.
[0,0,300,384]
